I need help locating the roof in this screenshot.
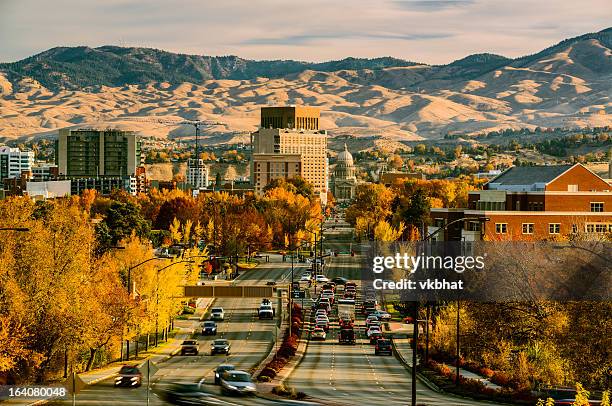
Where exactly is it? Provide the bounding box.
[488,165,573,186]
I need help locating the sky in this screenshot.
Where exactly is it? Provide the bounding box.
[0,0,610,64]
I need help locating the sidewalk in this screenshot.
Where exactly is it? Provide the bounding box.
[6,299,213,406]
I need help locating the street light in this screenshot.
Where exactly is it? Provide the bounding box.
[409,216,490,406]
[289,240,311,337]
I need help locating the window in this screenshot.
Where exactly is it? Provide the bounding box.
[572,224,578,234]
[495,223,507,234]
[567,184,578,192]
[549,223,560,234]
[522,223,534,234]
[590,202,604,212]
[586,223,610,233]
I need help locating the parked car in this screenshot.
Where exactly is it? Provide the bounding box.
[210,339,231,355]
[180,340,199,356]
[214,364,235,384]
[114,365,142,387]
[219,370,257,396]
[201,321,217,336]
[210,307,225,321]
[375,339,393,355]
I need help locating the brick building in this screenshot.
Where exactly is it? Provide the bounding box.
[429,164,612,241]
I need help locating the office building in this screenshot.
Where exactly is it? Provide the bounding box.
[186,158,209,189]
[251,106,328,203]
[428,164,612,241]
[56,128,147,195]
[0,146,34,180]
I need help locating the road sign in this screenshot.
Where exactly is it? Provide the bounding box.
[291,290,306,299]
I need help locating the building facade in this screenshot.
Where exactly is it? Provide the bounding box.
[330,143,357,201]
[56,128,147,195]
[251,107,328,203]
[429,164,612,241]
[186,158,209,189]
[0,146,34,180]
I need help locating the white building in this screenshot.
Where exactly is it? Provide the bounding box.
[187,158,209,189]
[26,180,71,200]
[0,146,34,180]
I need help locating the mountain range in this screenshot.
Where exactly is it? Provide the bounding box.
[0,27,610,148]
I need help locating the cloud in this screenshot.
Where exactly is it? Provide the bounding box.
[241,32,453,46]
[392,0,474,11]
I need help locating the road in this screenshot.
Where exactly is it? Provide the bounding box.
[286,218,499,406]
[48,254,308,406]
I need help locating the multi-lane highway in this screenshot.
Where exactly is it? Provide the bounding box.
[287,218,497,406]
[48,255,304,406]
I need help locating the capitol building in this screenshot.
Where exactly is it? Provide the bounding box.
[330,143,357,202]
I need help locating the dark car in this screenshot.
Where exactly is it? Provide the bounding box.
[210,339,231,355]
[375,339,393,355]
[156,382,226,405]
[331,277,348,285]
[338,328,356,345]
[114,365,142,387]
[202,321,217,336]
[214,364,235,384]
[369,331,384,344]
[180,340,199,356]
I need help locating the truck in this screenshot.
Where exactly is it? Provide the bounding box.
[338,303,355,322]
[258,299,275,320]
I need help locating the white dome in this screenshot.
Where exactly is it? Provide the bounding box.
[337,143,354,165]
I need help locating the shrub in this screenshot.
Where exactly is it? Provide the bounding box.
[490,371,511,387]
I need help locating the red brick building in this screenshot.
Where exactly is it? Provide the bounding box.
[429,164,612,241]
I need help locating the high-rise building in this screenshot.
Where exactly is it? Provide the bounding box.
[251,106,328,203]
[56,128,147,195]
[0,146,34,180]
[186,158,209,189]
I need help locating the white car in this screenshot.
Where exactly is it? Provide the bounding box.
[315,309,328,317]
[315,315,329,324]
[311,327,326,340]
[315,275,329,283]
[210,307,225,321]
[300,274,311,282]
[367,326,382,338]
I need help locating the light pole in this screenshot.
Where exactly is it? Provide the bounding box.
[154,260,195,346]
[408,216,489,405]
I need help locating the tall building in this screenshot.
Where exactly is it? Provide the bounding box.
[251,106,328,203]
[429,164,612,241]
[330,144,357,201]
[0,146,34,180]
[56,128,147,195]
[186,158,209,189]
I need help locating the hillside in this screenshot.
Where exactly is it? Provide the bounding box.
[0,28,609,147]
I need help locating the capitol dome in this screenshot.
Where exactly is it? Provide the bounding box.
[336,143,354,166]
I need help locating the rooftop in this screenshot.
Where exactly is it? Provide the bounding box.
[488,165,572,187]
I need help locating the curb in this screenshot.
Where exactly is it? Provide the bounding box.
[27,299,215,406]
[391,338,441,393]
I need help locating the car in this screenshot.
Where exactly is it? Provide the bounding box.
[114,365,142,387]
[180,340,199,355]
[300,274,311,282]
[210,339,231,355]
[316,320,329,332]
[366,326,382,338]
[345,281,357,290]
[338,328,356,345]
[369,331,383,344]
[375,339,393,355]
[372,310,392,321]
[331,277,348,285]
[219,370,257,396]
[315,275,329,283]
[311,327,327,340]
[315,315,329,324]
[202,321,217,336]
[316,302,331,313]
[258,303,274,320]
[339,317,354,329]
[210,307,225,321]
[315,309,328,316]
[156,382,222,404]
[365,315,379,327]
[214,364,235,384]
